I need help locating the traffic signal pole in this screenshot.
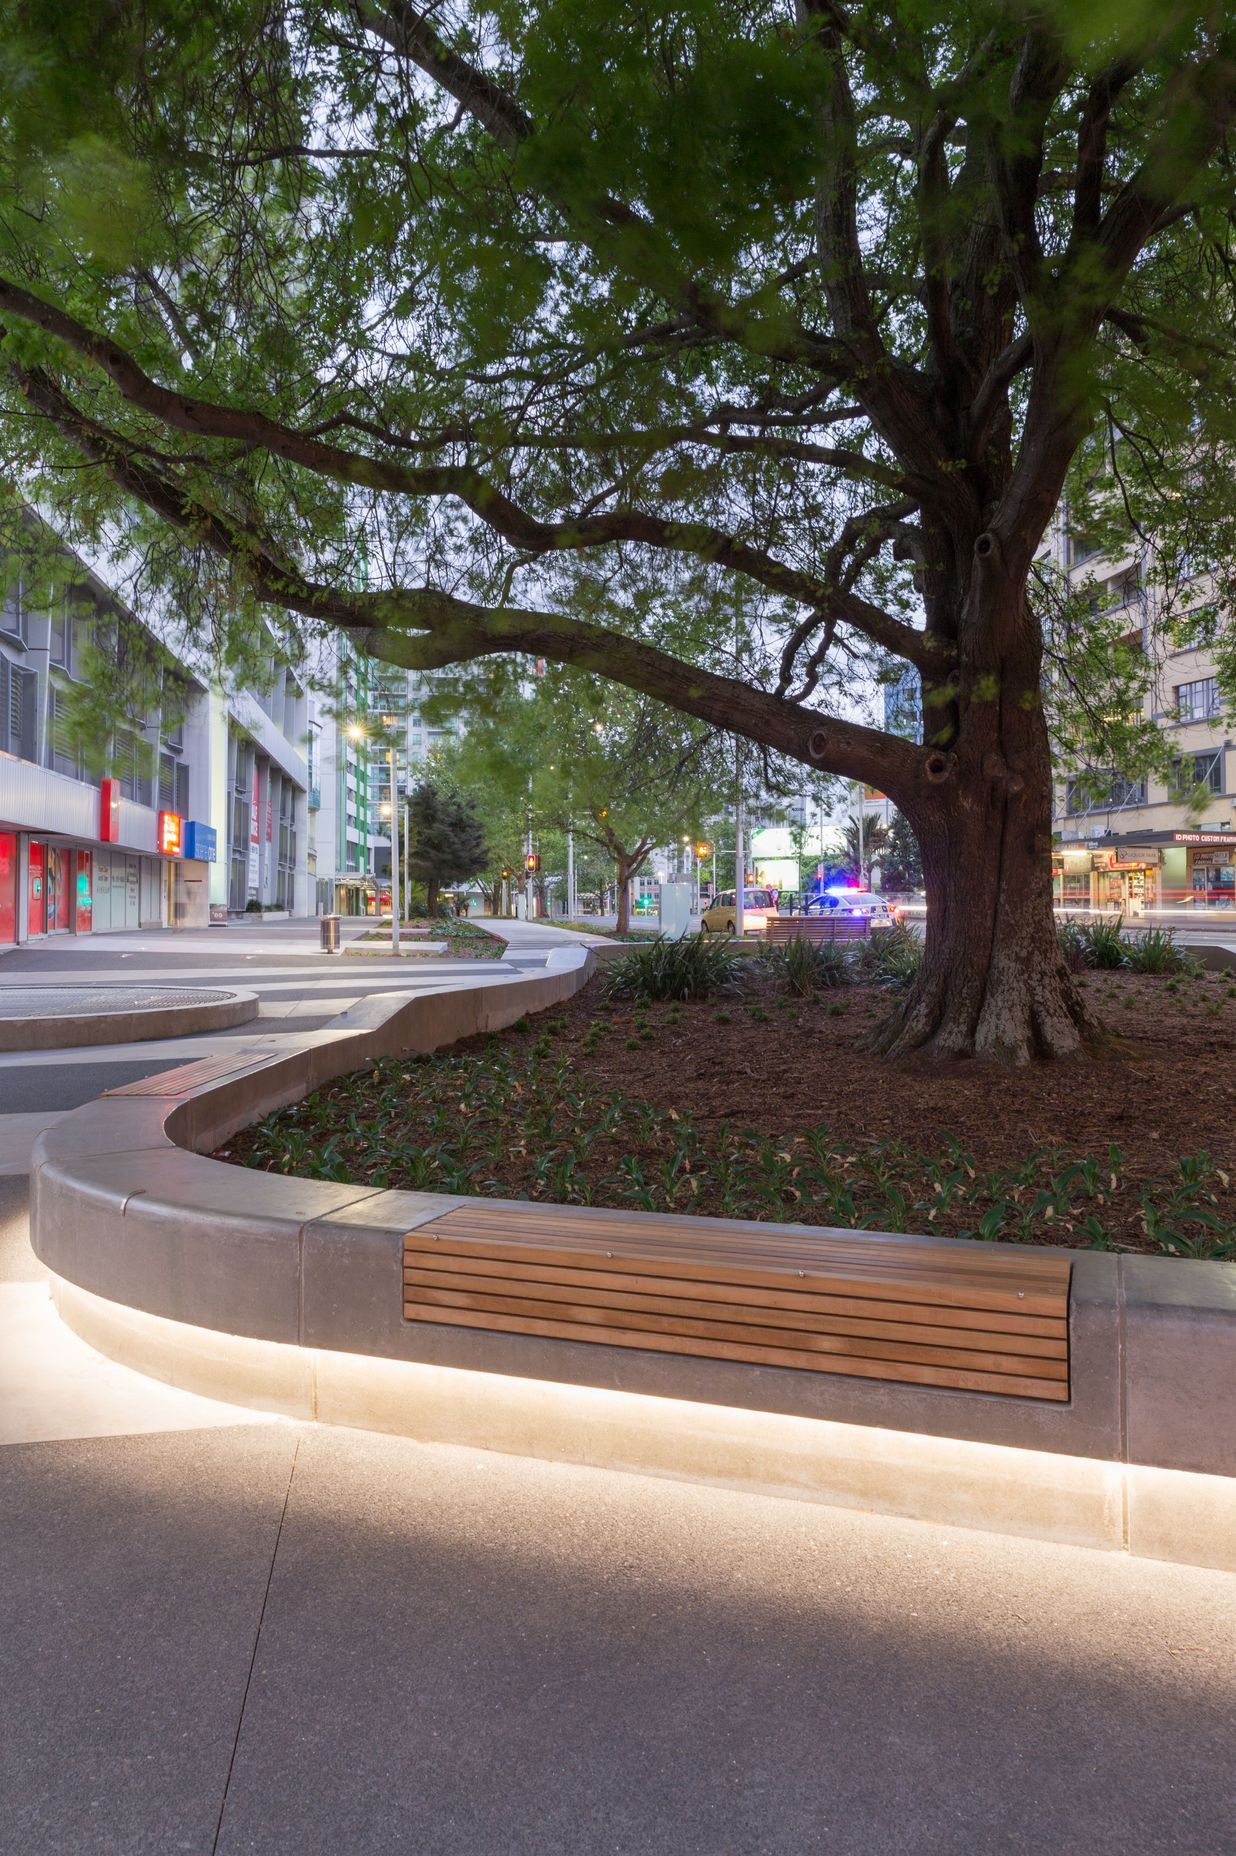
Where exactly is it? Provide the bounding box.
[734,732,744,939]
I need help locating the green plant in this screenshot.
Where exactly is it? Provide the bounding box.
[1056,918,1087,973]
[1079,916,1129,970]
[1122,926,1196,975]
[761,934,852,996]
[602,932,744,1004]
[851,922,924,990]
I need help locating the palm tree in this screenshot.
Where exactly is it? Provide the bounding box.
[842,816,892,888]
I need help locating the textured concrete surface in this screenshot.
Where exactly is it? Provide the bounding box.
[2,1422,1233,1856]
[0,1427,298,1856]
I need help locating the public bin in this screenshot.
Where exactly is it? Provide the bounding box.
[320,914,342,952]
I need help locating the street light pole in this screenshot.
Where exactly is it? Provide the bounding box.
[388,743,401,954]
[734,732,745,938]
[567,826,575,920]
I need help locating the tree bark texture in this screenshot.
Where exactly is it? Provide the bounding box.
[614,856,632,935]
[877,567,1102,1065]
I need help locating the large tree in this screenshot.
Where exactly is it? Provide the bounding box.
[0,2,1234,1059]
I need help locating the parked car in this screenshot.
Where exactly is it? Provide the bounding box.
[803,885,898,928]
[700,888,777,935]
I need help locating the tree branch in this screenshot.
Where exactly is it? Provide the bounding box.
[17,359,925,798]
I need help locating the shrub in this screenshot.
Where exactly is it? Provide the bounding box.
[1056,918,1088,973]
[1078,915,1128,969]
[1122,926,1198,975]
[851,921,924,989]
[602,931,744,1003]
[762,935,852,996]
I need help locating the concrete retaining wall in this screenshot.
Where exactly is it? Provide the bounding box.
[29,943,1236,1570]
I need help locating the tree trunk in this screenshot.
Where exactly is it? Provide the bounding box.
[876,616,1102,1065]
[426,875,439,916]
[614,856,631,935]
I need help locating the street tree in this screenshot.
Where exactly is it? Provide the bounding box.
[1,3,1234,1059]
[881,810,926,893]
[437,667,726,932]
[403,780,488,916]
[842,816,892,888]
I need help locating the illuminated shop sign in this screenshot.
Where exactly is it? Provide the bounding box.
[183,822,217,863]
[100,778,121,843]
[158,810,183,856]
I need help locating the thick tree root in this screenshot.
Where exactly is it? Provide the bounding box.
[870,955,1106,1065]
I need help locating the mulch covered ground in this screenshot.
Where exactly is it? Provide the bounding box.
[222,966,1236,1255]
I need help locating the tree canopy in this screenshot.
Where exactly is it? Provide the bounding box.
[432,664,727,927]
[2,1,1234,1058]
[403,778,488,912]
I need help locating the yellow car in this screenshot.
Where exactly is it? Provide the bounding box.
[700,888,777,935]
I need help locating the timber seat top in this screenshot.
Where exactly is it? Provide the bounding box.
[405,1203,1072,1400]
[411,1203,1069,1316]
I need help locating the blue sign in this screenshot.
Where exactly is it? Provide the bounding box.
[184,821,217,863]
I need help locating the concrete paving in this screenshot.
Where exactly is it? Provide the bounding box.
[4,916,1235,1853]
[2,1412,1233,1855]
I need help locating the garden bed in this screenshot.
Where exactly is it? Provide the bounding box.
[355,918,507,958]
[221,961,1236,1258]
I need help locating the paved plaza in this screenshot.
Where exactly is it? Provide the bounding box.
[2,917,1234,1854]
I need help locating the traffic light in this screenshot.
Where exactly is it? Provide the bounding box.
[525,851,540,874]
[695,841,712,860]
[500,867,511,879]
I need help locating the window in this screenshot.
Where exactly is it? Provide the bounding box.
[1066,773,1147,814]
[48,685,80,778]
[159,752,177,811]
[112,730,152,807]
[49,611,72,672]
[158,750,189,816]
[1068,533,1101,568]
[0,658,37,760]
[1172,750,1224,798]
[0,576,26,643]
[1175,678,1220,722]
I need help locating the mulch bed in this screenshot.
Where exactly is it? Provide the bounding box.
[221,967,1236,1256]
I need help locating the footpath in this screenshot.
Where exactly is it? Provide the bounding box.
[1,918,1233,1855]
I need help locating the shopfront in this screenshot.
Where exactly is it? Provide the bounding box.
[1052,841,1162,914]
[1094,848,1161,918]
[1054,829,1236,913]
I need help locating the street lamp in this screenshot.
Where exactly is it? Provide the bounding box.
[348,717,401,953]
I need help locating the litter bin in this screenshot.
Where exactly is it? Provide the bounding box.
[320,914,342,952]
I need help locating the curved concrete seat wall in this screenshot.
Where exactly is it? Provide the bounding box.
[29,942,1236,1571]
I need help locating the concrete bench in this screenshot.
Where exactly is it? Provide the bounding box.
[404,1204,1071,1401]
[764,914,871,944]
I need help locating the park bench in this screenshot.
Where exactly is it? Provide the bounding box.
[404,1205,1071,1400]
[764,913,870,944]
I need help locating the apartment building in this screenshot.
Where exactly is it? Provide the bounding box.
[0,535,311,944]
[314,650,462,912]
[1047,525,1234,913]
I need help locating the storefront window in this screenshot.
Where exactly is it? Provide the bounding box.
[0,834,16,943]
[75,851,93,932]
[27,842,45,935]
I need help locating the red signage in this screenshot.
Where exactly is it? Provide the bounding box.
[158,810,183,856]
[100,778,121,843]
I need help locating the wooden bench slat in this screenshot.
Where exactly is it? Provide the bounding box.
[763,915,870,943]
[407,1223,1069,1320]
[404,1302,1070,1401]
[424,1205,1069,1289]
[404,1205,1071,1401]
[403,1263,1068,1357]
[401,1245,1067,1333]
[404,1284,1067,1382]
